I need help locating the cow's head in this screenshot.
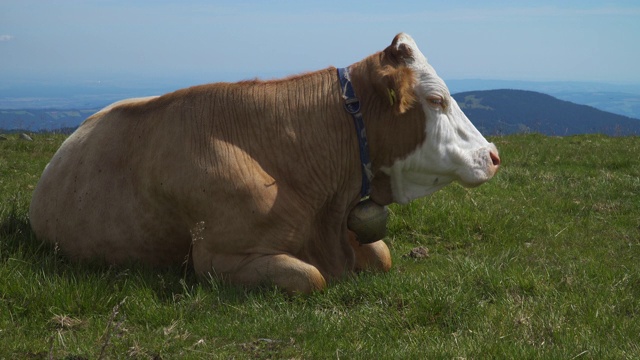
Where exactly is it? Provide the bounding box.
[364,33,500,205]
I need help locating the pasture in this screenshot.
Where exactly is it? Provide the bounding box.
[1,133,639,359]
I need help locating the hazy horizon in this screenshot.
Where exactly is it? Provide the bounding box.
[2,78,640,123]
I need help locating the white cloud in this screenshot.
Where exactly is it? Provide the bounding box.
[0,35,14,42]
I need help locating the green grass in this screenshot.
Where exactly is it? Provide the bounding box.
[1,133,639,359]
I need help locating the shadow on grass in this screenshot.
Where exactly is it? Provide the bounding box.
[0,203,263,306]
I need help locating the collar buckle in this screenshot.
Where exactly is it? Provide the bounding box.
[343,98,361,114]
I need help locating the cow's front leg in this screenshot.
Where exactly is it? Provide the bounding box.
[232,254,327,294]
[194,251,327,294]
[348,231,392,272]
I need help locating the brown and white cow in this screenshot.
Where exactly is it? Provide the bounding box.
[29,33,500,293]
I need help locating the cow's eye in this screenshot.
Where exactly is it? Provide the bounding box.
[427,97,444,107]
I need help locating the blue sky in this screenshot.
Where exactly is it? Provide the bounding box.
[1,0,640,88]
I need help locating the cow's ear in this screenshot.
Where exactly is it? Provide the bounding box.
[383,33,415,66]
[379,34,417,113]
[379,65,416,114]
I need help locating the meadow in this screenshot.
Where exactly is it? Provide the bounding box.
[1,133,639,359]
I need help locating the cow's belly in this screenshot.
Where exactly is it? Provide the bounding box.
[30,166,192,265]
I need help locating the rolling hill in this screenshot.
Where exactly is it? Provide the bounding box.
[452,89,640,136]
[1,89,640,136]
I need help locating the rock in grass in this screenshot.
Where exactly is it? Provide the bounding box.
[405,246,430,259]
[19,133,33,141]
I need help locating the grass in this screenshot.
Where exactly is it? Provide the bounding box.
[1,132,639,359]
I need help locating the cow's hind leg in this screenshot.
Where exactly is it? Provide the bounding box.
[348,231,392,272]
[194,252,327,294]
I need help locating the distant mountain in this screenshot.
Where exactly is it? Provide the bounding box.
[452,89,640,136]
[0,109,97,132]
[2,90,640,136]
[447,80,640,120]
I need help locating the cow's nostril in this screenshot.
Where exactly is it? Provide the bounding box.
[490,151,501,166]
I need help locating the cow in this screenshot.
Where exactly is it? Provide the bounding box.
[29,33,500,294]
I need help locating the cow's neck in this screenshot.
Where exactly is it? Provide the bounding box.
[345,55,428,206]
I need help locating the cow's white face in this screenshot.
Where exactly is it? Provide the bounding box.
[381,34,500,204]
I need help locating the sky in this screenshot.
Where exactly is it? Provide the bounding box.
[1,0,640,89]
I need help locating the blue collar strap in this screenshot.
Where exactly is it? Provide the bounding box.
[337,67,373,198]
